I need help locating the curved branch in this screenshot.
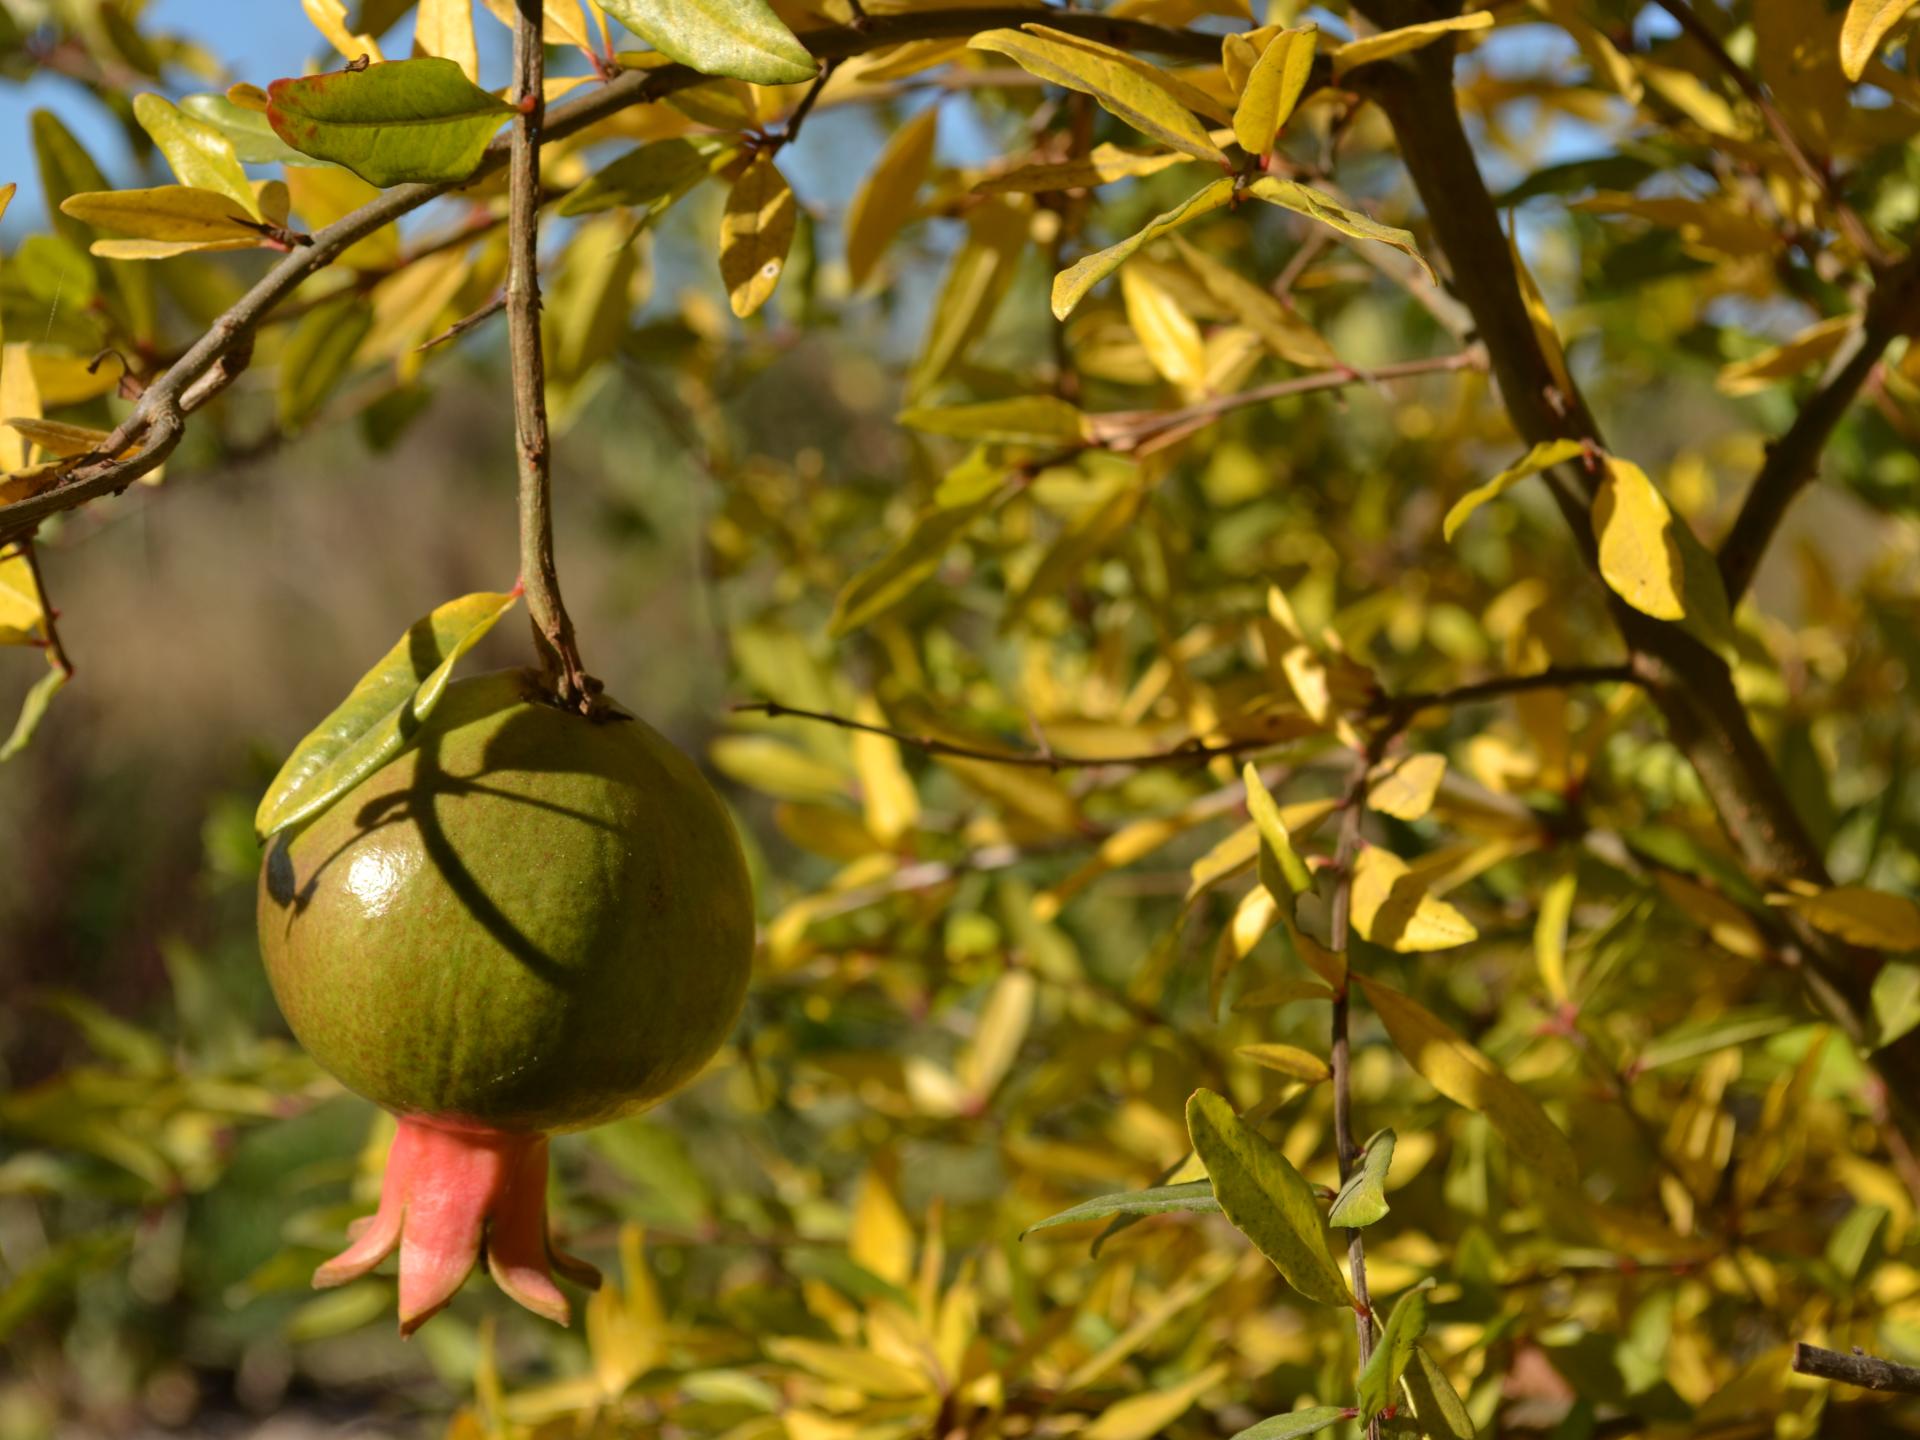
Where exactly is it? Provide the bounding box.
[0,7,1221,546]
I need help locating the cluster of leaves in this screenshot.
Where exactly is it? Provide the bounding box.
[5,0,1920,1437]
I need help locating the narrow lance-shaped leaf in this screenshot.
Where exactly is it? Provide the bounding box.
[255,589,521,837]
[1185,1089,1351,1307]
[1333,11,1495,72]
[1356,975,1580,1188]
[132,93,258,215]
[1225,1410,1348,1440]
[1443,438,1586,540]
[1236,1044,1331,1082]
[267,58,515,188]
[1842,0,1915,79]
[846,106,937,290]
[1232,25,1317,156]
[558,135,737,219]
[1327,1128,1395,1228]
[60,188,264,255]
[1244,762,1312,906]
[829,481,1010,638]
[1022,1181,1221,1237]
[1246,177,1434,282]
[1357,1281,1431,1418]
[898,396,1089,446]
[978,145,1191,196]
[1771,884,1920,951]
[971,27,1226,164]
[1052,178,1235,320]
[0,660,66,763]
[1402,1346,1475,1439]
[599,0,817,85]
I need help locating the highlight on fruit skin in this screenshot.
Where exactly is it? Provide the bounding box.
[258,668,755,1333]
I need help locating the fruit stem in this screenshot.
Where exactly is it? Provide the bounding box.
[508,0,595,714]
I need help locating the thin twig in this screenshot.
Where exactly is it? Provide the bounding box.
[509,0,592,711]
[21,542,73,679]
[1380,663,1636,722]
[1648,0,1887,267]
[417,291,506,353]
[1792,1342,1920,1396]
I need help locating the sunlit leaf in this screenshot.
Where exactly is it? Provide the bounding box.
[1443,438,1586,540]
[267,58,515,188]
[1368,753,1446,821]
[1247,177,1433,280]
[720,154,796,318]
[1083,1363,1229,1440]
[254,589,520,836]
[1236,1043,1330,1082]
[1594,457,1685,621]
[1356,975,1579,1188]
[1718,314,1858,396]
[1022,1181,1222,1237]
[1356,1281,1430,1418]
[1771,884,1920,951]
[1186,1089,1351,1306]
[132,93,257,215]
[971,26,1227,163]
[1053,178,1235,320]
[1333,11,1494,71]
[59,187,263,251]
[1225,1409,1348,1440]
[1327,1128,1394,1228]
[846,106,937,289]
[1403,1346,1475,1439]
[600,0,817,85]
[1351,848,1477,952]
[898,396,1089,446]
[1232,25,1317,155]
[558,135,738,218]
[1842,0,1916,78]
[977,145,1191,195]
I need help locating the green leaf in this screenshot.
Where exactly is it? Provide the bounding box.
[1357,1281,1431,1418]
[266,58,515,188]
[1022,1181,1221,1237]
[132,93,257,215]
[972,27,1226,164]
[1402,1347,1474,1439]
[898,396,1089,446]
[1826,1203,1889,1286]
[557,135,737,218]
[1225,1407,1349,1440]
[600,0,817,85]
[1052,178,1236,320]
[829,484,1009,637]
[1443,438,1586,540]
[1,662,67,762]
[1185,1089,1351,1307]
[32,109,153,339]
[1243,762,1312,906]
[1873,961,1920,1048]
[278,292,374,431]
[1232,26,1317,156]
[180,93,322,166]
[1245,177,1433,282]
[254,589,520,836]
[1327,1128,1395,1228]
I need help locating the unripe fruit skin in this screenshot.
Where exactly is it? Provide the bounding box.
[259,669,753,1135]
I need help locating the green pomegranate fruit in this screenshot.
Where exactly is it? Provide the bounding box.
[258,668,753,1333]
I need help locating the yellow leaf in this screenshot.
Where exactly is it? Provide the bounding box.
[1120,264,1207,397]
[1771,884,1920,952]
[1280,643,1330,724]
[1188,820,1259,900]
[303,0,384,63]
[1236,1042,1331,1083]
[1368,752,1447,821]
[286,167,399,270]
[958,969,1036,1098]
[1594,457,1686,621]
[1232,25,1317,154]
[1535,867,1576,1004]
[1051,178,1235,320]
[478,0,595,52]
[1654,873,1768,960]
[1082,1363,1230,1440]
[0,345,44,474]
[976,144,1190,195]
[1245,177,1434,282]
[1511,229,1574,401]
[1717,313,1858,396]
[1356,975,1579,1188]
[132,94,257,216]
[763,1338,929,1398]
[1443,438,1586,541]
[417,0,481,82]
[4,418,113,460]
[846,105,937,290]
[851,697,918,844]
[1174,234,1337,368]
[849,1164,914,1286]
[60,186,262,247]
[914,197,1028,391]
[1350,847,1478,952]
[970,27,1227,163]
[1333,11,1494,71]
[720,155,796,318]
[1842,0,1918,78]
[0,551,44,643]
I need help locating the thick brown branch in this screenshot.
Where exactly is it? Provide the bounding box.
[1718,249,1920,602]
[1792,1343,1920,1396]
[1343,30,1920,1118]
[509,0,591,710]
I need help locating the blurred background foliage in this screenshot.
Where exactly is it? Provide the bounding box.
[3,0,1920,1437]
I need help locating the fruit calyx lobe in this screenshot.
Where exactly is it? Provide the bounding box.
[315,1114,600,1335]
